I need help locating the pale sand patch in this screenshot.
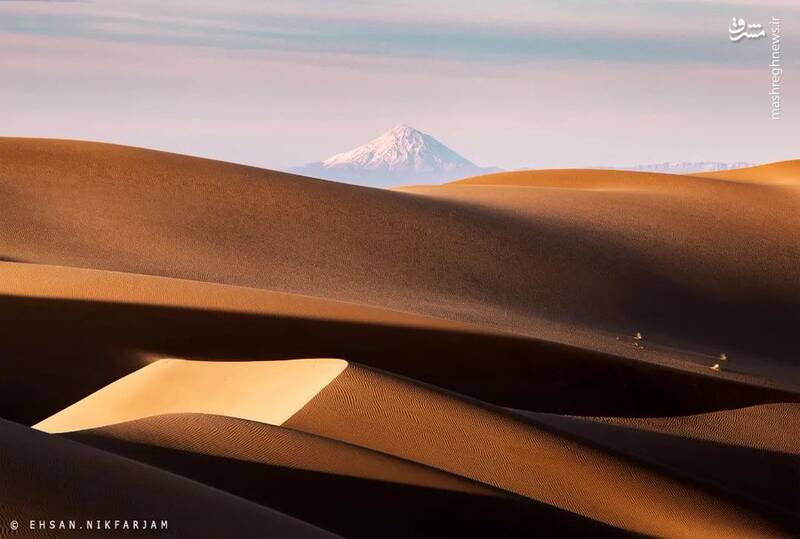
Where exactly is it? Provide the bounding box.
[35,358,347,433]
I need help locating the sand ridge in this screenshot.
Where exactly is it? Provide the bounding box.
[285,363,793,537]
[35,358,348,434]
[1,138,798,372]
[66,413,494,495]
[0,260,473,333]
[33,353,794,535]
[520,404,800,520]
[63,413,626,537]
[694,160,800,185]
[5,260,795,430]
[0,417,339,538]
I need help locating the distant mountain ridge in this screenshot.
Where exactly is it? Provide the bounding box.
[619,162,755,174]
[291,125,499,187]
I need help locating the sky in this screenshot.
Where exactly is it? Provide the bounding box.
[1,0,798,170]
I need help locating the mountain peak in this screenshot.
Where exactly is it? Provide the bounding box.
[389,123,415,132]
[385,124,422,138]
[292,126,498,187]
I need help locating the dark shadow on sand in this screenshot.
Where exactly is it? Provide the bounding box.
[64,431,629,538]
[1,295,798,425]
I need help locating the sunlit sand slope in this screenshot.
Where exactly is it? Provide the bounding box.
[35,358,347,434]
[694,160,800,185]
[284,363,792,537]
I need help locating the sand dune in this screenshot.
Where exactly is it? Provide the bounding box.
[283,364,792,537]
[1,139,798,374]
[4,261,795,428]
[694,159,800,185]
[0,417,338,538]
[448,161,800,187]
[1,139,797,537]
[0,257,469,331]
[446,167,722,189]
[523,404,800,521]
[64,413,622,538]
[35,354,795,535]
[35,358,347,434]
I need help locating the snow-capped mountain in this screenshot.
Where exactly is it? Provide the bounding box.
[621,162,755,174]
[291,125,499,187]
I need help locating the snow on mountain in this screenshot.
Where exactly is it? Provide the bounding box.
[290,125,499,187]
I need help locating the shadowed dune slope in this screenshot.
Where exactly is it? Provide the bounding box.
[0,417,339,538]
[404,169,800,377]
[522,403,800,520]
[64,413,625,538]
[29,354,794,535]
[1,138,798,375]
[284,363,791,537]
[5,261,796,427]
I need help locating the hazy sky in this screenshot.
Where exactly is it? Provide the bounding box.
[2,0,797,170]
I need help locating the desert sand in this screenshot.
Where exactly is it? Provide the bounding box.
[1,138,798,537]
[34,358,347,434]
[64,414,620,538]
[694,160,800,185]
[0,417,338,538]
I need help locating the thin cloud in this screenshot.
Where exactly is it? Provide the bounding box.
[0,6,778,66]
